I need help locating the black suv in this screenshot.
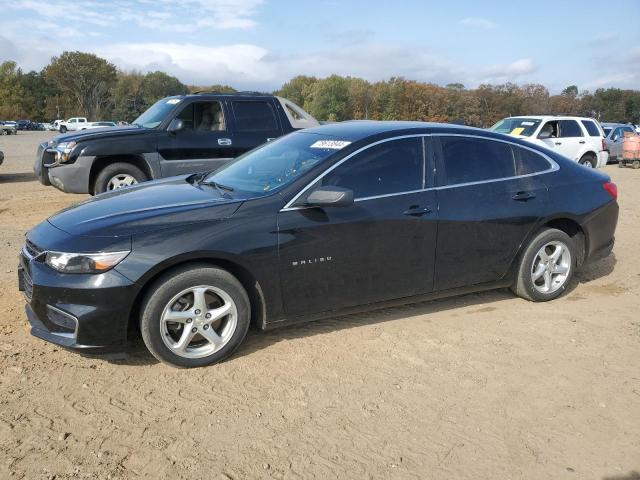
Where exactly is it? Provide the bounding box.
[34,93,318,194]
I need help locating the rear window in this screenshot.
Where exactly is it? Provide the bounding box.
[559,120,583,138]
[440,137,515,185]
[580,120,601,137]
[232,101,279,132]
[514,146,551,175]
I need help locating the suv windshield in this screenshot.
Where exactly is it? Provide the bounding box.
[133,97,183,128]
[204,132,348,196]
[490,117,542,137]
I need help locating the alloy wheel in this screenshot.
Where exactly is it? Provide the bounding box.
[530,241,571,294]
[160,285,238,359]
[107,173,138,190]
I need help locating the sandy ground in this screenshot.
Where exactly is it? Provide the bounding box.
[0,131,639,480]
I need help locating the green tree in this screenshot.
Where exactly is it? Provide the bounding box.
[140,71,188,107]
[44,51,118,119]
[304,75,350,121]
[0,61,25,118]
[276,75,317,108]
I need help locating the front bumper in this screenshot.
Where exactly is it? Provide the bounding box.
[46,156,95,194]
[19,223,138,354]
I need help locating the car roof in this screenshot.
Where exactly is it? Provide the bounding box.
[300,120,485,141]
[503,115,597,121]
[601,122,630,127]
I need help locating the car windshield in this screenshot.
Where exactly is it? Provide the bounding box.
[603,127,612,136]
[490,117,542,137]
[132,97,183,128]
[203,132,347,196]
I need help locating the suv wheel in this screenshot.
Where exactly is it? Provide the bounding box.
[94,162,148,194]
[140,265,251,368]
[579,153,596,168]
[512,228,576,302]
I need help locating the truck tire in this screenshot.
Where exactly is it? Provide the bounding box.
[94,162,149,194]
[59,125,67,133]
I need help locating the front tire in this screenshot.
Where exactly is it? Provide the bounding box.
[140,265,251,368]
[512,228,576,302]
[579,153,596,168]
[94,162,148,194]
[59,126,67,133]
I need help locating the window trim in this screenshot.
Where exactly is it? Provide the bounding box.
[281,133,559,212]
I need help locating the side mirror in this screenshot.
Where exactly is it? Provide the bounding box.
[612,134,619,142]
[306,186,354,208]
[168,118,184,134]
[538,130,552,139]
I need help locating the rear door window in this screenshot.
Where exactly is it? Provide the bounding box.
[580,120,601,137]
[439,136,515,185]
[232,101,279,132]
[559,120,583,138]
[322,138,424,198]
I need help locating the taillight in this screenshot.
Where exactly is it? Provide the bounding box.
[603,181,617,200]
[602,138,607,151]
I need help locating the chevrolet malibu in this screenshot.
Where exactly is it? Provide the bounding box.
[19,122,619,368]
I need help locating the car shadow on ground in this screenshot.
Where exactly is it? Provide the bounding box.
[110,253,617,367]
[0,172,36,184]
[603,472,640,480]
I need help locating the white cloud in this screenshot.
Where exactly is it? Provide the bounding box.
[460,17,497,29]
[477,58,537,83]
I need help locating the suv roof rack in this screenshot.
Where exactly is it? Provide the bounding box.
[191,90,269,96]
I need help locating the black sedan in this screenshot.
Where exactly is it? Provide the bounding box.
[19,122,618,368]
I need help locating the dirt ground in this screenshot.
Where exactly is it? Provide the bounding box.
[0,131,639,480]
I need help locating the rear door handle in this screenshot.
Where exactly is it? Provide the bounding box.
[579,140,586,144]
[403,206,433,217]
[218,138,232,146]
[512,191,536,202]
[267,137,276,142]
[554,141,562,145]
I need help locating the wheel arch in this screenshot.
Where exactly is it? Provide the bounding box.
[89,154,153,194]
[126,255,267,344]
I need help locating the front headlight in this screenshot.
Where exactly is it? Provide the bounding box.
[54,141,77,163]
[44,250,130,274]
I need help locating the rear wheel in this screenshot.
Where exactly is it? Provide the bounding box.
[618,160,625,168]
[94,162,148,194]
[512,228,576,302]
[633,160,640,170]
[579,153,596,168]
[140,265,251,368]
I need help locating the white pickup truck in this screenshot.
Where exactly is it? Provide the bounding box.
[58,117,89,133]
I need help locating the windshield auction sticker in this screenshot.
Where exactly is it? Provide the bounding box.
[310,140,352,150]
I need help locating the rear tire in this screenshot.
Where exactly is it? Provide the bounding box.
[94,162,148,194]
[633,160,640,170]
[579,153,596,168]
[618,160,625,168]
[140,265,251,368]
[512,228,576,302]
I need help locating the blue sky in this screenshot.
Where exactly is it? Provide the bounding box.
[1,0,639,92]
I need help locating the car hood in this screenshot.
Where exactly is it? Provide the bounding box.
[51,125,148,144]
[48,176,243,237]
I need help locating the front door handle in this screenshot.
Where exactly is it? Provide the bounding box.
[579,140,586,144]
[218,138,232,146]
[403,206,433,217]
[512,191,536,202]
[554,141,562,145]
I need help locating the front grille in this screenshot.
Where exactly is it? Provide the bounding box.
[24,239,43,258]
[20,268,33,301]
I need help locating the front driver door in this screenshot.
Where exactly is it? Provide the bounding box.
[277,136,438,317]
[157,100,239,177]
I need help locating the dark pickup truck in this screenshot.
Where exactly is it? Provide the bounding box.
[34,92,319,194]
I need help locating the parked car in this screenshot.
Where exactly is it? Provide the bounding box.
[2,120,18,133]
[602,122,637,162]
[34,92,319,194]
[16,120,32,130]
[1,121,17,135]
[19,122,619,367]
[86,121,117,129]
[58,117,89,133]
[490,115,608,168]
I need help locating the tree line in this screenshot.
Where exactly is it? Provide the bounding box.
[1,51,639,127]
